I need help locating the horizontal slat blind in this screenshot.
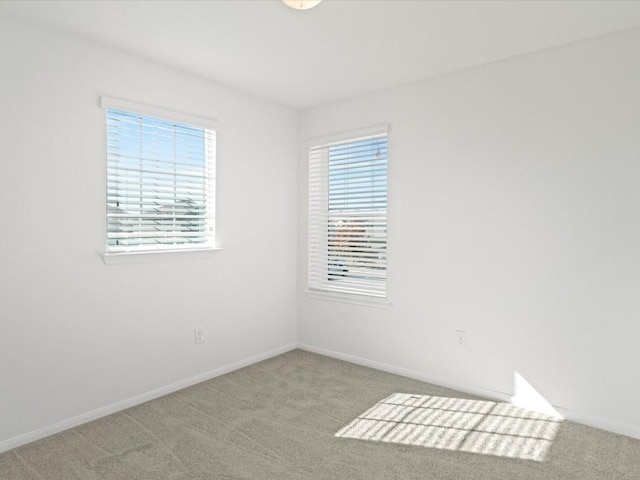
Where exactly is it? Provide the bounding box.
[105,107,216,253]
[308,126,388,298]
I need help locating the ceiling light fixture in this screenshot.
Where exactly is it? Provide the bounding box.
[282,0,322,10]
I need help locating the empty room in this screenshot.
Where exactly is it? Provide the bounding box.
[1,1,639,478]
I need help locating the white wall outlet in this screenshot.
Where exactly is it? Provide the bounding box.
[455,330,467,348]
[195,327,205,344]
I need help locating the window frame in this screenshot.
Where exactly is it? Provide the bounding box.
[306,124,390,307]
[100,96,220,264]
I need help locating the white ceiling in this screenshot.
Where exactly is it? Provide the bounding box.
[3,0,640,109]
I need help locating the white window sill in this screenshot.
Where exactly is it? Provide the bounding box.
[305,289,390,309]
[102,247,222,265]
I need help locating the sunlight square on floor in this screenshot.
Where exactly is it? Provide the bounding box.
[335,393,562,462]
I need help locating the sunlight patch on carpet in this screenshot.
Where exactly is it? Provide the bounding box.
[335,393,562,462]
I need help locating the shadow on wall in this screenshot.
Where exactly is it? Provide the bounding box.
[335,388,563,462]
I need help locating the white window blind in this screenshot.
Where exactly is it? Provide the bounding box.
[308,126,388,299]
[104,101,216,254]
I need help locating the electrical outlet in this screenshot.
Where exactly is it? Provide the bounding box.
[195,327,205,344]
[455,330,467,348]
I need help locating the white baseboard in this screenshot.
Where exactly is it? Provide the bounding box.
[297,343,512,403]
[3,341,638,454]
[298,343,640,440]
[0,343,298,454]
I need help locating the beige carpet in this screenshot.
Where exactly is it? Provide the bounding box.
[1,349,639,479]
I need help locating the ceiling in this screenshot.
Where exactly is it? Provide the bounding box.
[2,0,640,109]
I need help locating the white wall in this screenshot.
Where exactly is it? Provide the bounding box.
[2,13,639,451]
[0,17,298,446]
[298,27,640,436]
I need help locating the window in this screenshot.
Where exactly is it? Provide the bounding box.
[308,125,388,300]
[102,97,216,257]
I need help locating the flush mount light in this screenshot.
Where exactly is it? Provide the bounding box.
[282,0,322,10]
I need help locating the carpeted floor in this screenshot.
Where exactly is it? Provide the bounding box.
[1,349,639,479]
